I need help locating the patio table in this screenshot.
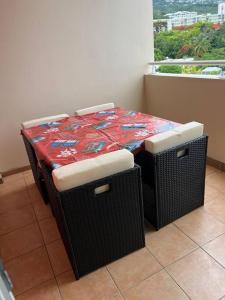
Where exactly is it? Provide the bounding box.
[21,107,179,169]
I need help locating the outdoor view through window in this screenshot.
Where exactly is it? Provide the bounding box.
[153,0,225,76]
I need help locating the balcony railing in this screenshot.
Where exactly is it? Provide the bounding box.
[149,60,225,79]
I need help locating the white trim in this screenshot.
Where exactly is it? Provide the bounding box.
[149,60,225,66]
[147,73,225,80]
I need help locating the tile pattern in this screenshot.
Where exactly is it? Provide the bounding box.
[39,217,61,244]
[145,223,198,267]
[166,248,225,300]
[123,270,188,300]
[57,269,119,300]
[47,239,72,276]
[0,166,225,299]
[107,247,162,291]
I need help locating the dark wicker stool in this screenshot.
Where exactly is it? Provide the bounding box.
[135,135,208,230]
[22,134,49,204]
[40,161,145,279]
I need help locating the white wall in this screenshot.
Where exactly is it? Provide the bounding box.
[0,0,153,173]
[145,75,225,164]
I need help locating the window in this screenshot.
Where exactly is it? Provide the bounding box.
[152,0,225,77]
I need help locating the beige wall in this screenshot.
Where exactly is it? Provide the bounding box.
[0,0,153,173]
[145,74,225,163]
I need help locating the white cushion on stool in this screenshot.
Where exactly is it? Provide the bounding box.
[145,121,204,154]
[74,103,115,116]
[21,114,69,129]
[52,149,134,192]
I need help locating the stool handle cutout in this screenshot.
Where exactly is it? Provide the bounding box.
[177,148,189,158]
[94,184,110,195]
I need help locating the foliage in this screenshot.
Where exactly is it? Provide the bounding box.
[176,44,193,58]
[191,35,211,58]
[158,65,182,74]
[202,48,225,60]
[154,48,164,61]
[154,22,225,61]
[182,65,202,74]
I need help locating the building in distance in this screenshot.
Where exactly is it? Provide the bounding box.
[154,3,225,32]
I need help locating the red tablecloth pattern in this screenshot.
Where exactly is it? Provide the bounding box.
[22,107,179,169]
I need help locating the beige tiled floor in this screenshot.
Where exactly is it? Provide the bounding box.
[0,166,225,299]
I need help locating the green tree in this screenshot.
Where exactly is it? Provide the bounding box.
[176,44,193,58]
[154,20,225,73]
[202,48,225,60]
[154,48,164,61]
[191,35,211,58]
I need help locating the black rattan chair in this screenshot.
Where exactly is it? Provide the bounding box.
[22,134,49,204]
[40,160,145,279]
[135,135,208,230]
[21,114,69,204]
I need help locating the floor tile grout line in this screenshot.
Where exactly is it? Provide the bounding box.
[0,221,62,264]
[144,244,164,268]
[145,242,199,270]
[0,225,45,265]
[200,246,225,271]
[4,245,45,268]
[119,204,225,298]
[42,236,61,246]
[113,247,165,296]
[3,175,70,298]
[173,221,225,250]
[163,268,191,300]
[38,215,61,245]
[117,269,164,297]
[200,231,225,247]
[0,177,39,218]
[112,221,203,297]
[170,222,200,246]
[145,244,191,300]
[144,240,191,299]
[203,210,225,227]
[106,266,125,299]
[173,221,208,245]
[30,200,52,222]
[14,278,59,298]
[0,219,37,238]
[6,173,34,205]
[0,201,33,217]
[172,222,225,271]
[23,175,32,201]
[31,204,63,300]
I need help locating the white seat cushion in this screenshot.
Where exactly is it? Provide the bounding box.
[74,103,115,116]
[52,149,134,192]
[21,114,69,129]
[145,121,204,154]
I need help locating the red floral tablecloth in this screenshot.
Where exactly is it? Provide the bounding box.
[22,107,179,169]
